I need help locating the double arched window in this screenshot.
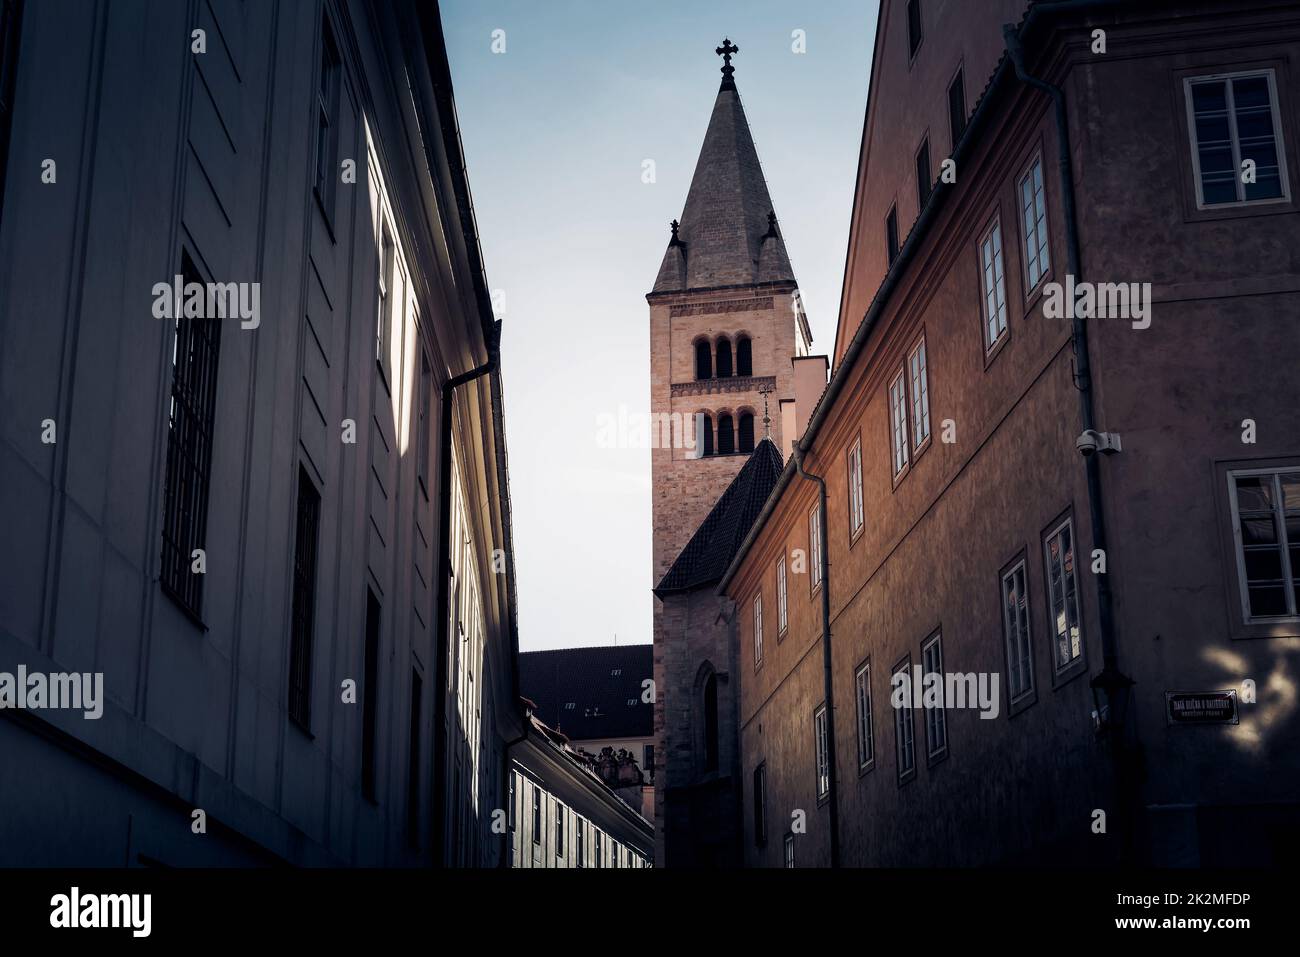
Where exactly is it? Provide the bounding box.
[693,334,753,381]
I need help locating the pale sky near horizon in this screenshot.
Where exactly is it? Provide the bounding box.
[441,0,879,651]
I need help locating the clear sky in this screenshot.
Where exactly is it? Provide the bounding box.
[441,0,879,651]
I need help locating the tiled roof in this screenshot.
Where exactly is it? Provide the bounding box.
[519,644,654,741]
[652,79,796,293]
[655,438,786,595]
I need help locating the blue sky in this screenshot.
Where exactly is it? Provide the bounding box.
[441,0,879,650]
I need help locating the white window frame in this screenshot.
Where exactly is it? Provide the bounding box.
[814,704,830,800]
[978,214,1008,352]
[1018,154,1051,292]
[908,336,930,450]
[892,658,915,782]
[921,631,947,760]
[784,832,795,868]
[1044,517,1083,673]
[848,436,865,536]
[889,369,909,477]
[809,506,823,592]
[1227,467,1300,622]
[753,592,764,668]
[1183,69,1290,209]
[855,661,874,771]
[1001,559,1035,703]
[776,556,788,636]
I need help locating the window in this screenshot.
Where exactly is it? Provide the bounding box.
[718,414,735,455]
[160,252,223,621]
[644,744,655,783]
[407,669,422,843]
[1019,156,1051,291]
[703,671,719,772]
[893,658,916,782]
[594,830,603,868]
[361,589,381,801]
[716,337,733,377]
[531,784,541,845]
[906,0,923,59]
[508,771,516,832]
[0,0,23,226]
[314,17,341,220]
[915,134,932,210]
[753,763,767,846]
[417,353,432,496]
[889,369,909,477]
[848,437,864,536]
[784,833,795,868]
[555,802,565,858]
[1228,468,1300,621]
[885,205,900,266]
[1185,70,1288,207]
[979,215,1008,352]
[948,67,966,149]
[814,704,830,800]
[1044,518,1083,672]
[776,557,788,636]
[576,816,585,867]
[1002,560,1035,702]
[288,468,321,728]
[736,336,753,376]
[700,413,714,457]
[376,223,395,383]
[908,337,930,449]
[855,661,874,771]
[738,412,755,453]
[753,593,764,668]
[809,507,823,591]
[695,339,712,380]
[921,632,947,760]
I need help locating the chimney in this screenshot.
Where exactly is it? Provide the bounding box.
[792,355,829,444]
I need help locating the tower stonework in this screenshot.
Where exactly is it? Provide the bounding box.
[649,44,810,867]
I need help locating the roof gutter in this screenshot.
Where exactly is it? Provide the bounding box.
[717,0,1127,596]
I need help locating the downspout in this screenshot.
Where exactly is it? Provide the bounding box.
[793,444,840,868]
[433,323,500,867]
[1003,24,1135,861]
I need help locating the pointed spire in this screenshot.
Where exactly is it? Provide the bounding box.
[650,47,797,295]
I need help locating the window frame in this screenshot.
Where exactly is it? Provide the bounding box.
[1183,68,1291,210]
[892,655,916,785]
[915,132,932,211]
[847,434,865,542]
[288,466,322,731]
[1000,553,1037,713]
[776,555,788,639]
[1042,513,1087,683]
[813,703,830,802]
[855,658,875,774]
[885,203,901,267]
[753,591,764,670]
[906,0,924,63]
[888,366,910,482]
[1226,465,1300,626]
[753,762,768,847]
[977,211,1010,359]
[907,334,931,455]
[376,219,396,389]
[921,630,948,764]
[313,14,342,232]
[808,505,823,595]
[947,64,967,151]
[784,832,796,868]
[1016,151,1053,297]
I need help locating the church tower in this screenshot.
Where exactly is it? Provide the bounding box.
[649,40,811,867]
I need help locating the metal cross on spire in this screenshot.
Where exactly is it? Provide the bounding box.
[758,382,774,440]
[716,38,739,80]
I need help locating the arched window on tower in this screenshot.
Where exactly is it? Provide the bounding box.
[718,414,735,455]
[716,337,733,377]
[736,336,752,377]
[738,412,755,453]
[703,672,719,772]
[699,412,714,457]
[695,339,712,381]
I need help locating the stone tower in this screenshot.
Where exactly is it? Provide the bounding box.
[649,41,811,866]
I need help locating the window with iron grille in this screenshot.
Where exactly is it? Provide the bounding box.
[160,251,222,621]
[288,468,321,728]
[0,0,23,227]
